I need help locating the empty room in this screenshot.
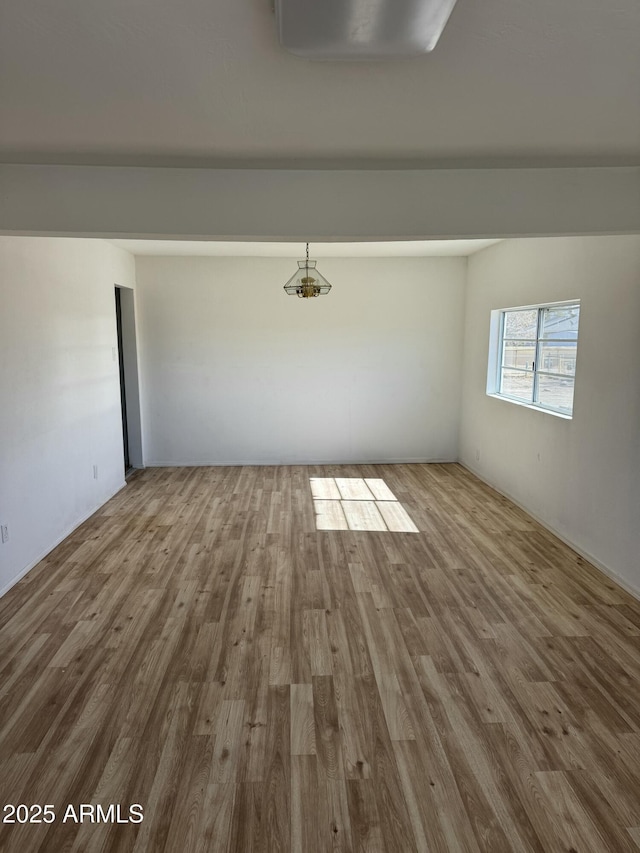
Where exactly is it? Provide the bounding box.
[1,1,640,852]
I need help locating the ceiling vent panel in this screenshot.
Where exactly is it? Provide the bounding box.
[275,0,458,60]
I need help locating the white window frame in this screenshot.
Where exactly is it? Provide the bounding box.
[486,299,580,418]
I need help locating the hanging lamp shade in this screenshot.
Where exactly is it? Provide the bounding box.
[283,244,332,298]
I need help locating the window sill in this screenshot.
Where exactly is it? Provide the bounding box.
[486,393,573,420]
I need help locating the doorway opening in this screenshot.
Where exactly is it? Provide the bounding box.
[114,286,143,475]
[115,287,130,472]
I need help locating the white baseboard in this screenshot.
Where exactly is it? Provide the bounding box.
[459,461,640,603]
[0,481,127,599]
[143,457,453,467]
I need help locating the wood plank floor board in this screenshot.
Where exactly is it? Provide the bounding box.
[415,659,542,853]
[345,779,385,853]
[1,463,640,852]
[366,697,418,853]
[291,754,321,852]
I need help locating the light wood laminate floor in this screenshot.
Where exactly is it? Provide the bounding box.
[1,464,640,852]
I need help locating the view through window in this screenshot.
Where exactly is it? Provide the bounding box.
[310,477,419,532]
[495,301,580,415]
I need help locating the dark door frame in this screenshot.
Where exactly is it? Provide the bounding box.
[115,286,131,474]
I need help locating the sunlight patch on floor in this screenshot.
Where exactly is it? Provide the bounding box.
[310,478,419,533]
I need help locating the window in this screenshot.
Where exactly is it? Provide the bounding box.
[488,301,580,416]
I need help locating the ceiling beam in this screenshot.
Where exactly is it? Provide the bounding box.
[1,164,638,240]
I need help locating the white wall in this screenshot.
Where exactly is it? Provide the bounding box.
[136,255,466,465]
[0,237,136,595]
[459,236,640,594]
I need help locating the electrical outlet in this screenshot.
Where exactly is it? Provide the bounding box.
[475,449,480,462]
[1,524,9,544]
[93,465,99,480]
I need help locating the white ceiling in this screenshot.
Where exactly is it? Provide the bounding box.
[110,239,501,257]
[1,0,639,166]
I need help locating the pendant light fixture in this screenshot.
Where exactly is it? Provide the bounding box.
[283,243,332,299]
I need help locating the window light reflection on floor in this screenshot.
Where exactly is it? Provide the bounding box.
[310,478,419,532]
